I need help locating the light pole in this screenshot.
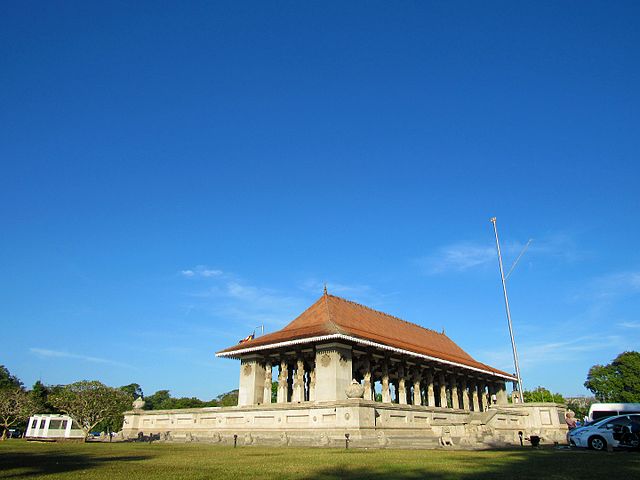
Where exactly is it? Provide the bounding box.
[490,217,524,403]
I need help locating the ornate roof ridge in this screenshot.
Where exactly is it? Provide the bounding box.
[323,292,343,335]
[327,294,444,336]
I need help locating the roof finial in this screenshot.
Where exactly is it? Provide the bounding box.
[323,283,328,295]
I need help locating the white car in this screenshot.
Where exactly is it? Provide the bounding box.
[569,414,640,451]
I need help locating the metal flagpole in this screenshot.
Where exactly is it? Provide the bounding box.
[490,217,525,403]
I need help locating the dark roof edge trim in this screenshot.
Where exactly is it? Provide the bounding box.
[215,333,516,381]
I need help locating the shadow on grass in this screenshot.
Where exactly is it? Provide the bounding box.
[0,449,150,479]
[302,449,640,480]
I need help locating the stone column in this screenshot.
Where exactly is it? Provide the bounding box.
[292,357,305,402]
[471,381,480,411]
[461,378,470,410]
[308,366,316,402]
[479,381,488,411]
[381,362,391,403]
[496,381,508,405]
[450,374,459,409]
[438,372,448,408]
[412,371,422,406]
[363,372,373,401]
[277,359,288,403]
[426,370,435,406]
[263,361,272,404]
[238,355,266,406]
[398,365,407,405]
[363,358,373,401]
[314,343,352,402]
[363,370,373,401]
[287,361,294,400]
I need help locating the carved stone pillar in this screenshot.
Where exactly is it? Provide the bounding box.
[363,358,373,401]
[461,378,470,410]
[381,362,391,403]
[412,371,422,406]
[314,343,352,402]
[450,374,459,409]
[263,361,272,404]
[277,359,288,403]
[471,381,480,411]
[426,370,435,406]
[292,357,305,402]
[496,381,508,405]
[238,355,266,406]
[438,372,448,408]
[308,367,316,402]
[479,381,488,411]
[398,365,407,405]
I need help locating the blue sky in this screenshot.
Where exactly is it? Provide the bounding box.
[1,1,639,399]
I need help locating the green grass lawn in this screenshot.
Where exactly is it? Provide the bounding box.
[1,440,638,480]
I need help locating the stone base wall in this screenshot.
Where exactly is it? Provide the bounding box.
[122,400,567,449]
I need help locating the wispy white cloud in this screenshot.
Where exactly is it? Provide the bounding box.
[180,268,392,333]
[181,265,223,278]
[222,281,300,310]
[418,242,496,274]
[593,271,640,299]
[219,282,303,326]
[29,348,134,369]
[528,233,585,263]
[186,276,305,329]
[618,321,640,329]
[418,233,583,275]
[298,279,398,311]
[522,335,625,359]
[569,270,640,307]
[477,334,628,371]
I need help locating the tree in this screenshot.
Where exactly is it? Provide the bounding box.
[585,351,640,402]
[30,381,59,413]
[143,389,222,410]
[50,381,133,440]
[91,381,142,439]
[522,386,565,403]
[0,366,22,390]
[216,389,239,407]
[144,390,172,410]
[120,383,143,399]
[141,389,238,410]
[0,388,36,440]
[565,397,595,420]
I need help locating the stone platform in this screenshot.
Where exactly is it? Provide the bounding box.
[122,400,567,449]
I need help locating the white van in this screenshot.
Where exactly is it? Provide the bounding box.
[25,414,85,440]
[587,403,640,422]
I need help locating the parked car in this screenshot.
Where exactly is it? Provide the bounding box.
[569,414,640,451]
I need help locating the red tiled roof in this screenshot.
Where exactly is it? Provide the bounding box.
[217,294,514,379]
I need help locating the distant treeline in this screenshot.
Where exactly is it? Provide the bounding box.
[1,366,238,414]
[142,388,239,410]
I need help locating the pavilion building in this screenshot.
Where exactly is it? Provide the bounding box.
[123,292,567,448]
[217,292,514,410]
